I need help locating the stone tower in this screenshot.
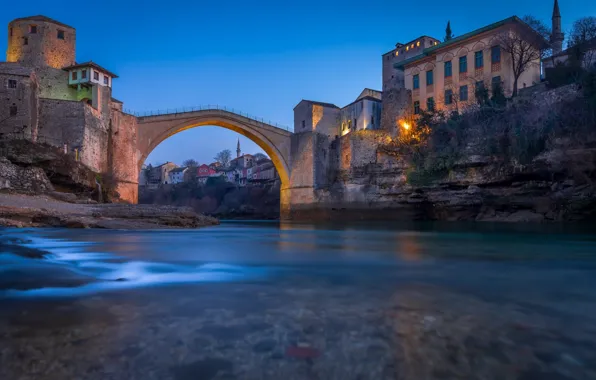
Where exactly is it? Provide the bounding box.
[236,138,241,158]
[550,0,564,54]
[7,15,76,69]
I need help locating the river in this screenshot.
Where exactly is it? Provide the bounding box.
[1,221,596,379]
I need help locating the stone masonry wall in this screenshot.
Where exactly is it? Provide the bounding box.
[109,108,138,203]
[380,88,411,136]
[35,67,77,100]
[38,98,85,147]
[7,18,76,69]
[0,65,38,140]
[82,106,109,173]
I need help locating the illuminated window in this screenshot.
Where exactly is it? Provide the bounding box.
[72,71,78,80]
[29,25,37,34]
[395,51,399,56]
[417,41,420,47]
[411,44,414,48]
[57,30,65,40]
[93,71,99,80]
[406,46,409,51]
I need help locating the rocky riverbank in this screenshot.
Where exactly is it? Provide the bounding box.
[0,193,218,229]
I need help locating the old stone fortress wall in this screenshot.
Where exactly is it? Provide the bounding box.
[0,15,138,201]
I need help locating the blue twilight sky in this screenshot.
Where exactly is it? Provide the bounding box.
[1,0,592,166]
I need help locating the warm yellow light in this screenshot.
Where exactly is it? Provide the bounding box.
[417,41,420,47]
[395,51,399,56]
[399,120,411,131]
[406,46,409,51]
[411,44,414,48]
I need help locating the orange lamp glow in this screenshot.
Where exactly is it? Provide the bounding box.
[399,120,411,131]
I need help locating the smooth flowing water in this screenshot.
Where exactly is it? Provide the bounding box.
[1,221,596,380]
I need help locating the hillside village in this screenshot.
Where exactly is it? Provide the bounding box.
[139,139,278,189]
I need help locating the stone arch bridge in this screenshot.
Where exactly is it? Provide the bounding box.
[116,107,323,219]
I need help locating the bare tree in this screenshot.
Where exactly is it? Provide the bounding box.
[214,149,232,167]
[496,21,547,97]
[569,17,596,47]
[182,159,198,168]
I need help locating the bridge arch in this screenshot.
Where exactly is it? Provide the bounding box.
[136,109,292,188]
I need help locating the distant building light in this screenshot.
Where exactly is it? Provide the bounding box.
[395,51,399,56]
[417,41,420,47]
[406,46,409,51]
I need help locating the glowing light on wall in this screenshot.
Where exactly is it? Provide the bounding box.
[395,51,399,56]
[399,120,411,131]
[417,41,420,47]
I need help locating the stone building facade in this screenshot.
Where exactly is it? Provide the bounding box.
[396,17,545,114]
[293,88,382,139]
[1,15,138,201]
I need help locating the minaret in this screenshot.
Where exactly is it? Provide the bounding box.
[551,0,564,54]
[445,21,453,41]
[236,138,241,158]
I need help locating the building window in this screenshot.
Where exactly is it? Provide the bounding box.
[10,103,17,116]
[475,51,484,69]
[460,85,468,101]
[104,76,109,85]
[459,56,467,73]
[72,71,78,80]
[23,37,28,46]
[413,74,419,89]
[427,97,435,111]
[492,76,501,92]
[426,70,434,86]
[9,28,13,37]
[414,101,420,115]
[301,120,305,128]
[29,25,37,34]
[395,51,399,56]
[81,70,87,79]
[491,46,501,64]
[7,79,17,89]
[445,89,453,105]
[57,30,65,40]
[416,41,420,47]
[93,71,99,80]
[370,116,374,126]
[444,61,452,78]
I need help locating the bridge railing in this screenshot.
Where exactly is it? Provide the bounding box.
[123,105,292,131]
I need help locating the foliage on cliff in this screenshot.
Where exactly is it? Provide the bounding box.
[139,177,280,219]
[386,69,596,186]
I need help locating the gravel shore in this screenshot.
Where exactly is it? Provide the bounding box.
[0,193,219,229]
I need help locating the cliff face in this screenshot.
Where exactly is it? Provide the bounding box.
[307,145,596,222]
[301,85,596,222]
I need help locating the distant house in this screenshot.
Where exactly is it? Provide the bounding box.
[147,162,178,185]
[196,164,217,184]
[168,167,188,184]
[543,37,596,70]
[249,159,277,182]
[229,154,254,169]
